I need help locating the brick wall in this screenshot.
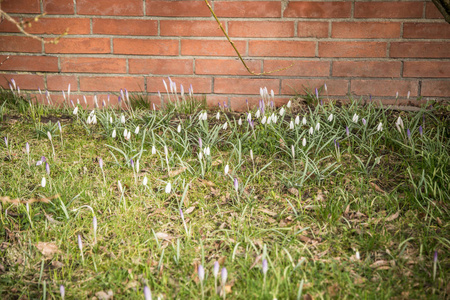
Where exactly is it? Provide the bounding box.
[0,0,449,110]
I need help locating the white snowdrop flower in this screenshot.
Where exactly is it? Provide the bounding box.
[203,112,208,120]
[110,116,113,124]
[151,145,156,155]
[261,116,267,124]
[165,182,172,194]
[302,116,307,125]
[287,100,291,108]
[216,112,220,120]
[247,112,252,122]
[203,146,210,156]
[279,107,285,116]
[259,87,264,98]
[315,122,320,131]
[47,131,52,141]
[198,151,203,160]
[328,114,333,122]
[41,177,46,188]
[89,109,95,117]
[224,164,229,175]
[309,127,314,135]
[73,106,78,115]
[250,149,254,161]
[126,131,131,140]
[295,115,300,125]
[270,89,274,99]
[377,122,383,132]
[291,145,295,158]
[302,137,307,147]
[355,250,360,260]
[272,115,278,123]
[177,124,181,133]
[92,115,97,124]
[255,109,261,119]
[112,129,116,138]
[87,115,92,124]
[120,114,126,124]
[395,91,399,98]
[395,116,404,132]
[164,145,168,157]
[136,159,140,173]
[222,122,228,130]
[352,113,359,123]
[267,116,272,125]
[135,126,140,135]
[289,120,294,130]
[238,117,242,126]
[118,180,123,193]
[124,129,128,138]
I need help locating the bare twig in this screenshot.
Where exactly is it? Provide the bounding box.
[0,9,68,43]
[203,0,294,75]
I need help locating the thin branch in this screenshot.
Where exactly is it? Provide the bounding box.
[0,9,68,43]
[432,0,450,24]
[203,0,294,76]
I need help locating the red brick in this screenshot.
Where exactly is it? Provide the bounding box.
[284,2,351,18]
[0,17,19,32]
[332,22,400,39]
[390,42,450,58]
[298,22,329,38]
[114,39,178,56]
[264,60,329,76]
[215,1,281,18]
[403,61,450,78]
[129,59,193,75]
[1,0,40,13]
[47,75,78,91]
[45,38,110,54]
[80,76,144,92]
[421,80,450,97]
[0,74,44,90]
[281,79,348,95]
[228,21,294,38]
[146,77,211,93]
[43,0,74,14]
[319,42,386,58]
[403,23,450,39]
[249,41,316,57]
[351,80,418,97]
[214,78,279,95]
[354,2,423,19]
[0,55,58,72]
[77,0,143,16]
[181,40,246,56]
[195,59,261,76]
[61,57,127,74]
[93,19,157,36]
[333,61,401,78]
[160,20,222,37]
[0,36,42,53]
[146,0,210,17]
[426,3,444,19]
[23,18,90,35]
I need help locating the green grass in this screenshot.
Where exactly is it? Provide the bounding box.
[0,85,449,299]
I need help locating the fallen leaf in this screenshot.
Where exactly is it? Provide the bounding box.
[327,283,339,297]
[1,194,58,205]
[169,166,187,177]
[249,254,262,270]
[288,187,299,197]
[303,294,313,300]
[315,190,325,202]
[185,206,195,215]
[51,260,64,268]
[45,214,62,224]
[260,208,277,217]
[198,178,216,187]
[218,256,227,265]
[386,211,399,222]
[36,242,60,258]
[370,260,395,269]
[211,159,223,167]
[95,290,113,300]
[370,182,385,193]
[155,232,173,240]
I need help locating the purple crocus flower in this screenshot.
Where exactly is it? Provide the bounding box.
[98,157,103,169]
[130,159,134,168]
[407,128,411,139]
[315,88,319,99]
[234,178,239,192]
[179,208,185,221]
[346,126,349,137]
[262,259,268,275]
[337,141,340,149]
[362,118,367,126]
[434,251,438,263]
[77,234,83,252]
[221,267,228,285]
[45,162,50,175]
[199,137,203,149]
[60,285,65,300]
[419,126,423,136]
[198,264,205,282]
[26,142,30,154]
[41,156,46,163]
[4,136,7,147]
[369,94,372,102]
[143,285,151,300]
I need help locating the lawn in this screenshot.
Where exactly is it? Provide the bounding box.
[0,81,449,299]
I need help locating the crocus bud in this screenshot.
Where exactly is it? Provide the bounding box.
[407,128,411,139]
[302,138,306,147]
[41,177,46,187]
[213,261,220,278]
[26,142,30,154]
[221,267,228,285]
[144,286,152,300]
[60,285,65,300]
[234,178,238,192]
[143,176,148,186]
[289,121,294,130]
[112,129,116,138]
[362,118,366,126]
[73,106,78,115]
[93,216,97,234]
[177,124,181,133]
[352,113,359,123]
[302,117,307,125]
[47,131,52,141]
[98,157,103,169]
[135,126,140,135]
[295,115,300,125]
[328,114,333,122]
[198,264,205,282]
[377,122,383,132]
[45,162,50,175]
[419,126,423,136]
[224,164,229,175]
[262,259,268,275]
[77,234,83,252]
[250,149,253,161]
[165,182,171,194]
[238,118,242,126]
[346,126,350,136]
[152,146,156,155]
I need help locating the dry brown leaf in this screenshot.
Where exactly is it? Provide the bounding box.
[36,242,60,258]
[51,260,64,268]
[249,254,262,270]
[315,190,325,202]
[169,166,187,177]
[303,294,313,300]
[288,187,299,197]
[198,178,216,187]
[299,235,312,243]
[45,214,62,224]
[155,232,173,240]
[370,182,385,193]
[185,206,195,215]
[212,159,223,167]
[436,217,443,226]
[95,290,114,300]
[327,283,340,297]
[218,256,227,265]
[260,208,277,217]
[1,194,58,205]
[386,211,400,222]
[370,260,395,269]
